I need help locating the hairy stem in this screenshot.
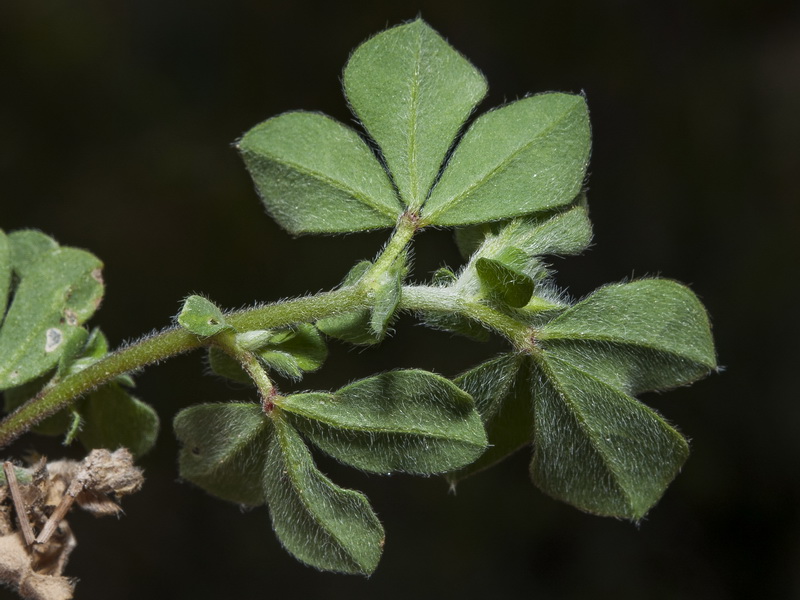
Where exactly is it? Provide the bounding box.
[0,287,365,448]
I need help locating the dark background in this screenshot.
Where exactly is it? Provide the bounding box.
[1,0,798,598]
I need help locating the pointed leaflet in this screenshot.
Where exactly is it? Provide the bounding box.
[264,418,384,575]
[174,403,273,506]
[539,279,717,393]
[238,111,402,234]
[422,93,590,226]
[177,295,231,337]
[0,232,103,389]
[529,355,689,520]
[448,354,533,484]
[281,369,486,475]
[344,19,487,209]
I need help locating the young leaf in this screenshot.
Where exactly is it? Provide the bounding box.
[369,255,405,336]
[344,19,487,209]
[539,279,717,393]
[0,234,104,389]
[529,355,689,520]
[78,383,159,459]
[174,403,273,506]
[448,354,533,483]
[422,93,590,226]
[259,324,327,374]
[474,258,534,308]
[454,199,592,262]
[238,111,402,234]
[264,418,385,575]
[281,369,487,475]
[317,261,385,345]
[177,295,231,337]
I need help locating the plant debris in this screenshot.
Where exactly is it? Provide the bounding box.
[0,448,144,600]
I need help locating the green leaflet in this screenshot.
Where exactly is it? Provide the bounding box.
[77,383,159,459]
[238,111,402,234]
[539,279,717,393]
[530,355,689,520]
[448,354,533,484]
[281,369,487,475]
[174,403,273,506]
[0,231,104,389]
[422,94,591,226]
[0,230,10,320]
[264,418,385,575]
[209,324,328,382]
[474,258,534,308]
[344,19,487,209]
[178,295,231,337]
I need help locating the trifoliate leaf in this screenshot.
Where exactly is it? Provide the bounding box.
[238,111,402,234]
[539,279,717,393]
[529,355,689,520]
[177,295,231,337]
[281,369,486,475]
[344,18,487,209]
[448,353,532,483]
[422,93,590,226]
[174,403,273,506]
[474,258,534,308]
[0,230,10,320]
[78,383,159,458]
[0,232,104,389]
[264,418,384,575]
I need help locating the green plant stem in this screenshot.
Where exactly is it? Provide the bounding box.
[0,273,533,449]
[0,287,365,449]
[399,285,534,348]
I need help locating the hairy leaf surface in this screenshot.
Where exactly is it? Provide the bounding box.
[448,354,533,483]
[281,369,487,474]
[177,295,231,337]
[540,279,717,393]
[264,418,384,575]
[238,112,402,234]
[0,232,104,389]
[422,94,590,225]
[344,19,487,209]
[174,403,273,506]
[530,355,689,520]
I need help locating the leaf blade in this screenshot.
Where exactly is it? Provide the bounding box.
[282,370,487,475]
[344,19,487,208]
[530,355,689,520]
[422,93,590,226]
[238,111,402,234]
[174,403,273,506]
[264,418,384,575]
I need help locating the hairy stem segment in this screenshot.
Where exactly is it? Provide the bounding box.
[0,287,365,448]
[0,272,534,449]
